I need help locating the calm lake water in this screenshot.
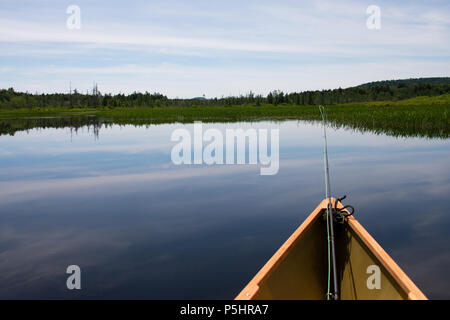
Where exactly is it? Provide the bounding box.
[0,120,449,299]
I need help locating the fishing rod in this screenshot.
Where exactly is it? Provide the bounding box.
[319,106,339,300]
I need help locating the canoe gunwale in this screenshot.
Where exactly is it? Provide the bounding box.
[346,214,427,300]
[235,198,427,300]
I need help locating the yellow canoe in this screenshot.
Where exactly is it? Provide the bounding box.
[236,198,427,300]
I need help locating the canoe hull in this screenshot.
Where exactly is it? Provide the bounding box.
[235,199,427,300]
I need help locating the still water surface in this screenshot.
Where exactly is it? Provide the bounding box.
[0,120,449,299]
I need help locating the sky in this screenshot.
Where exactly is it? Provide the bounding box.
[0,0,449,98]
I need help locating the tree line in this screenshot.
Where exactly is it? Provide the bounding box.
[1,81,449,109]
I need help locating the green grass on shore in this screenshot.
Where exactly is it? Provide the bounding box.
[0,94,449,138]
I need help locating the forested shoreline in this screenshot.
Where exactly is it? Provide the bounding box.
[1,77,449,109]
[0,94,448,139]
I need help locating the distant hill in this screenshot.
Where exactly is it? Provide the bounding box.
[1,77,449,109]
[356,77,450,88]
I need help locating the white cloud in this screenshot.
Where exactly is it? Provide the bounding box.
[0,1,449,96]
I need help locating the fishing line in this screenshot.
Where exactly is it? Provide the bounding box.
[319,106,339,300]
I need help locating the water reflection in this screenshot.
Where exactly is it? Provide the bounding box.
[0,121,449,299]
[1,114,449,139]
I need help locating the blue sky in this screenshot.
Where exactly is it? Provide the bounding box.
[0,0,449,98]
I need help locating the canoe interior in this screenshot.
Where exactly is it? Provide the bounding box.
[336,219,408,299]
[236,199,426,300]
